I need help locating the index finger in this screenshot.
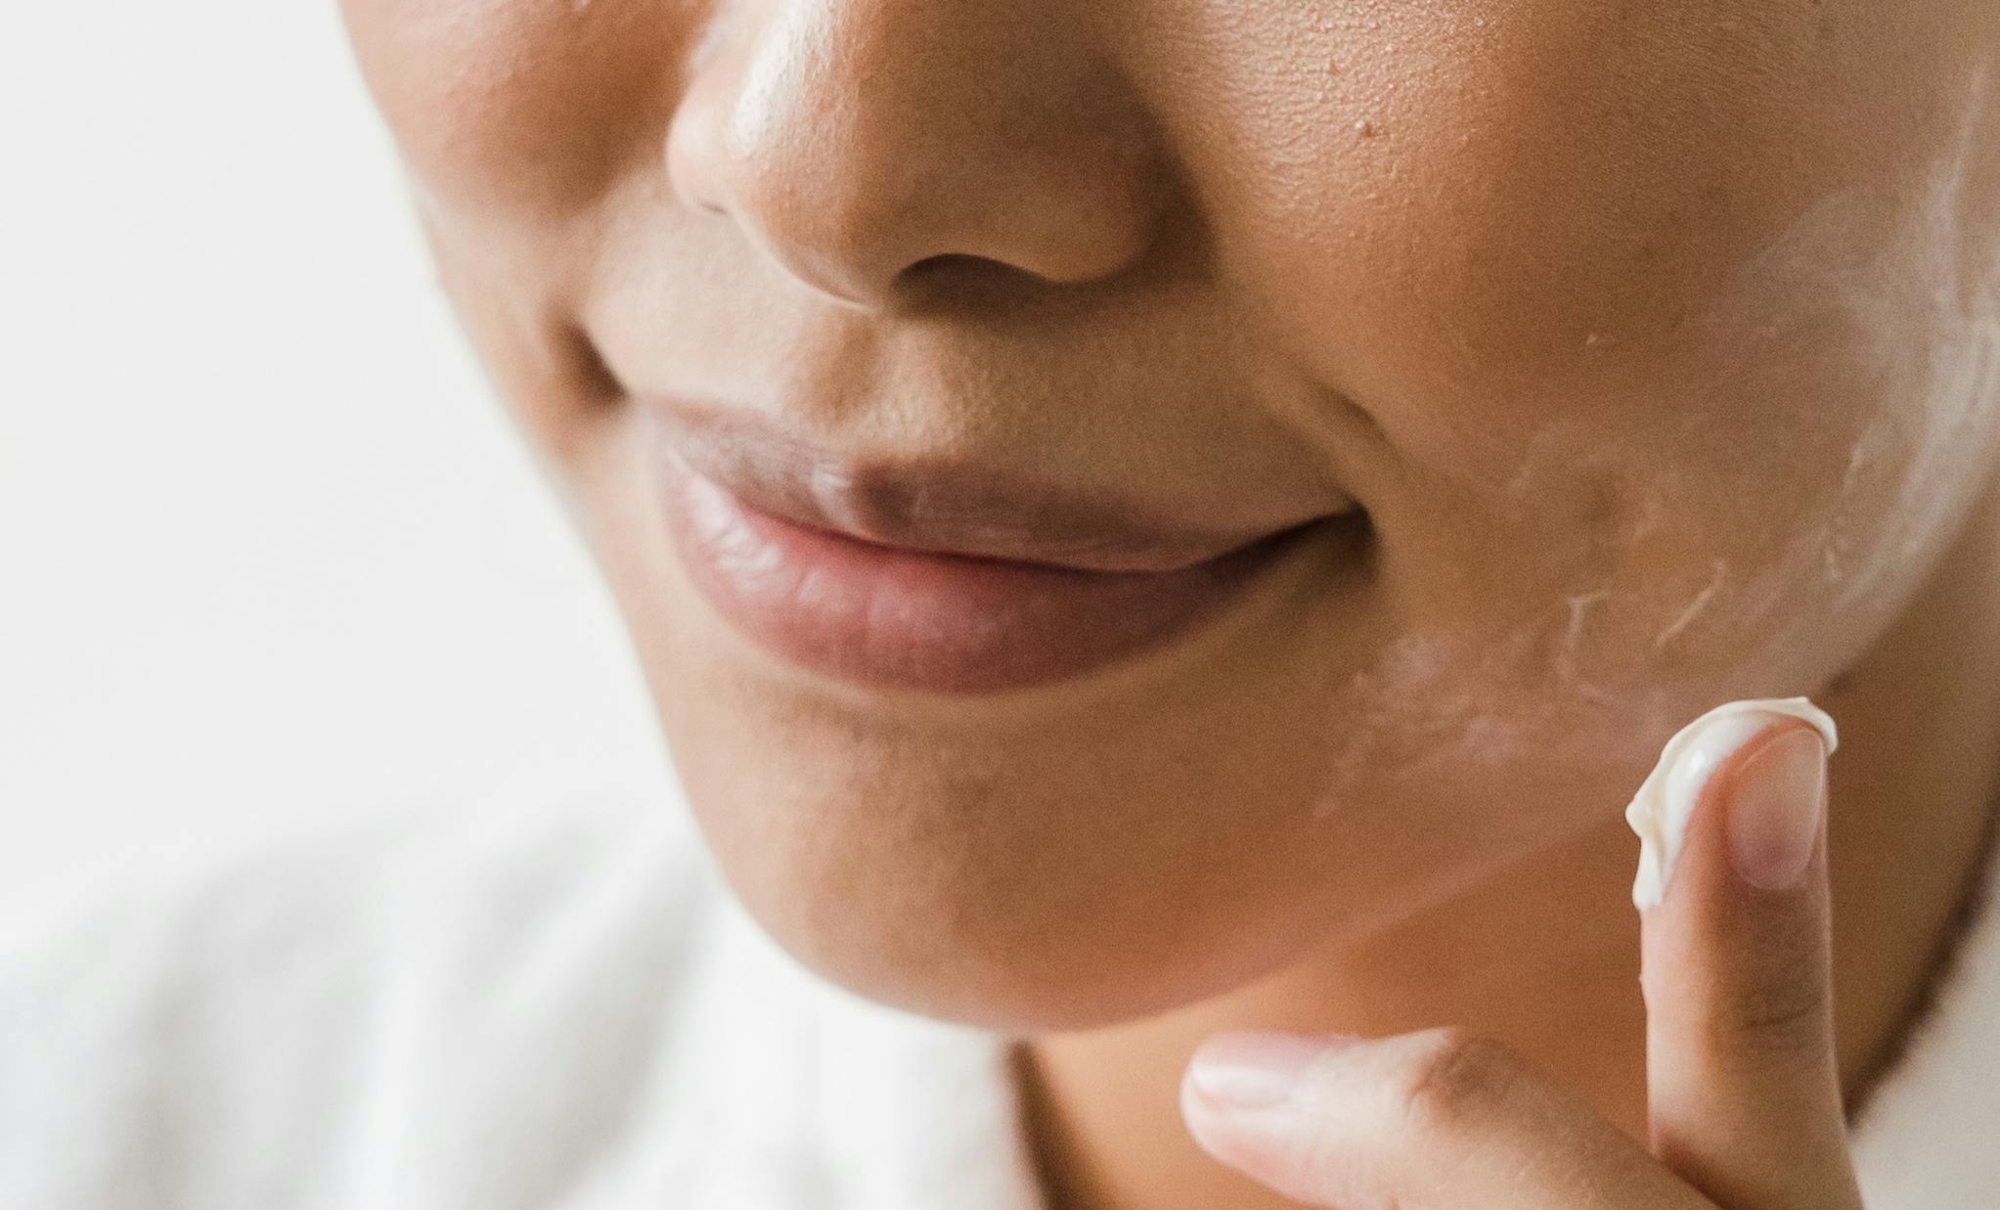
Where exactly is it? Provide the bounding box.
[1631,700,1863,1210]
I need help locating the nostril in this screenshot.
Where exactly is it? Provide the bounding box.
[906,253,984,276]
[896,252,1052,301]
[902,252,1005,284]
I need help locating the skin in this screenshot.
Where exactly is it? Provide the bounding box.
[1173,713,1865,1209]
[335,0,2000,1204]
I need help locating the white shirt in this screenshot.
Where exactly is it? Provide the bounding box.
[0,783,1992,1210]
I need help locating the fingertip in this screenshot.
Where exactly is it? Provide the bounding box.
[1626,698,1837,912]
[1630,712,1774,910]
[1183,1032,1352,1114]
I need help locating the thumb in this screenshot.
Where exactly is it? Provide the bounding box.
[1633,700,1863,1210]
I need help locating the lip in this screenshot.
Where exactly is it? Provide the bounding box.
[659,451,1354,695]
[652,402,1330,573]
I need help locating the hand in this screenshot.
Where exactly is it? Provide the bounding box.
[1179,714,1864,1209]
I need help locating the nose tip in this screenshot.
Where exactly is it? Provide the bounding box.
[665,6,1164,309]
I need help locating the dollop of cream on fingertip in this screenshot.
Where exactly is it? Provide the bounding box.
[1625,697,1839,910]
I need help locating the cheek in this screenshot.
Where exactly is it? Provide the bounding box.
[1177,3,1895,403]
[1153,0,2000,694]
[337,0,681,217]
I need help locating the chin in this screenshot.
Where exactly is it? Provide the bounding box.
[640,624,1664,1033]
[676,770,1343,1033]
[639,635,1380,1031]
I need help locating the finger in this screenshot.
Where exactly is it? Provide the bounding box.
[1181,1028,1714,1210]
[1634,704,1864,1210]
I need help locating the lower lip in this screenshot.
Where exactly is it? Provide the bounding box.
[661,461,1338,695]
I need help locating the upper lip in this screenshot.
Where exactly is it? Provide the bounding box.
[652,401,1348,574]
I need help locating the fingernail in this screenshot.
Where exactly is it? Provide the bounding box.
[1185,1033,1353,1110]
[1727,725,1827,892]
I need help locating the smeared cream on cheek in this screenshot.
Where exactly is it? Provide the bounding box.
[1824,89,2000,617]
[1310,618,1678,821]
[1681,70,2000,641]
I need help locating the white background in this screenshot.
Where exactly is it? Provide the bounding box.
[0,4,676,903]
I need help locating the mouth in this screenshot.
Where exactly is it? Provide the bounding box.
[652,406,1368,695]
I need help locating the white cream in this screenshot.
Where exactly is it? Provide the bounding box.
[1625,697,1839,910]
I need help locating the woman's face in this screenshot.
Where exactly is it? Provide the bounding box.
[339,0,2000,1028]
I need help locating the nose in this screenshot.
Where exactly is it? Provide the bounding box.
[667,1,1165,308]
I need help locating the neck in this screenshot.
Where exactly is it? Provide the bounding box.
[1021,481,2000,1210]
